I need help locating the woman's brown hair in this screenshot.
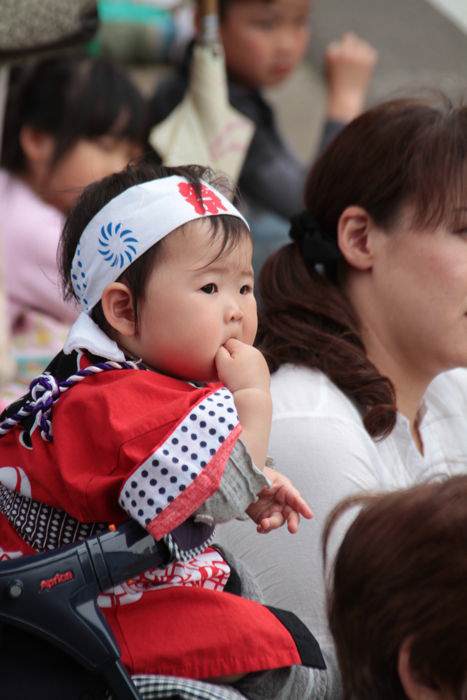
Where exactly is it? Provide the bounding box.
[323,475,467,699]
[259,95,467,439]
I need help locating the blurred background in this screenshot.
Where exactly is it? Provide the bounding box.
[102,0,467,165]
[270,0,467,162]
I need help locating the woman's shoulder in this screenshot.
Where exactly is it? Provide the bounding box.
[268,365,384,514]
[270,363,362,425]
[425,368,467,416]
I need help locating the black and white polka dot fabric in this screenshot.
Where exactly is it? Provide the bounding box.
[119,388,239,534]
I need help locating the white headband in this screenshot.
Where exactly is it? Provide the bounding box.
[70,175,249,312]
[64,175,249,362]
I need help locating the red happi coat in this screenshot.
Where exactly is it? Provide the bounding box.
[0,350,314,679]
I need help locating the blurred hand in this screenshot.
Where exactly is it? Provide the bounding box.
[246,466,313,534]
[325,32,378,122]
[215,338,270,394]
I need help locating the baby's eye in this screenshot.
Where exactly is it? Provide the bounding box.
[240,284,253,295]
[201,283,218,294]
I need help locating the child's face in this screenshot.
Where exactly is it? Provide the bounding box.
[220,0,311,89]
[33,135,141,214]
[132,220,257,382]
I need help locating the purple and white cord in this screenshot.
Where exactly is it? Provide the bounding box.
[0,361,140,442]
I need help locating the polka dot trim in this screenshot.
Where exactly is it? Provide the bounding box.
[119,388,239,530]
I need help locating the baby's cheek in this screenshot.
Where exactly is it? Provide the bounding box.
[243,324,258,346]
[245,305,258,344]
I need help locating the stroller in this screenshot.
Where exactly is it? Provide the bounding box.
[0,518,248,699]
[0,519,158,700]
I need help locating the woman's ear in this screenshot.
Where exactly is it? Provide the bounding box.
[101,282,137,337]
[337,205,375,271]
[398,639,443,700]
[19,126,55,166]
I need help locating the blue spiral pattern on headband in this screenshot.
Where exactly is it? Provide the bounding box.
[98,222,139,269]
[71,244,89,309]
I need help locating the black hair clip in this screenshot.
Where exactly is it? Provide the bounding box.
[289,211,340,266]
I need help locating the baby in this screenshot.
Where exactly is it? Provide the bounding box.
[0,160,323,697]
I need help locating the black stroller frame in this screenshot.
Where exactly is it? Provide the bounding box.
[0,520,170,699]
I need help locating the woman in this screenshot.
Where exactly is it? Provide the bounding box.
[325,475,467,699]
[217,95,467,694]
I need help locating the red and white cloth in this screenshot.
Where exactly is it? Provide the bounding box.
[0,350,312,678]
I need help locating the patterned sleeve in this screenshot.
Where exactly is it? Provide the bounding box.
[117,385,242,540]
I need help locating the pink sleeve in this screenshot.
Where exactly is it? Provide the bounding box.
[0,171,78,326]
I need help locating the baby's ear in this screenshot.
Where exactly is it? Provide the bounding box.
[101,282,136,337]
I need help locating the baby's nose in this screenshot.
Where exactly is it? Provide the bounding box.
[227,303,243,322]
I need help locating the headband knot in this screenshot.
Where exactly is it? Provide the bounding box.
[289,211,340,265]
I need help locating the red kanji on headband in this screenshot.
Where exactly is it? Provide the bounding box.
[178,182,228,215]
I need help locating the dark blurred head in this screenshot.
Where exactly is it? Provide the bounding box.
[2,54,149,212]
[323,475,467,700]
[2,53,147,173]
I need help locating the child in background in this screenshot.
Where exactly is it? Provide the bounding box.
[0,160,323,698]
[148,0,377,271]
[0,55,147,405]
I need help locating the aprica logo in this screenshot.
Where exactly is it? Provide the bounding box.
[39,569,75,592]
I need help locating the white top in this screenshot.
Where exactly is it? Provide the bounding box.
[217,363,467,695]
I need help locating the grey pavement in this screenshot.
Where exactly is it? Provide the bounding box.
[267,0,467,163]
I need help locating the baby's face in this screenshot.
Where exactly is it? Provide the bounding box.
[133,220,257,382]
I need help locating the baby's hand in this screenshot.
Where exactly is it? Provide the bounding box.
[325,32,378,122]
[217,340,271,470]
[246,467,313,534]
[215,338,270,394]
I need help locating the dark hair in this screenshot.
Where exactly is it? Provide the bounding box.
[259,95,467,439]
[1,53,147,174]
[323,475,467,699]
[59,157,249,334]
[218,0,274,20]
